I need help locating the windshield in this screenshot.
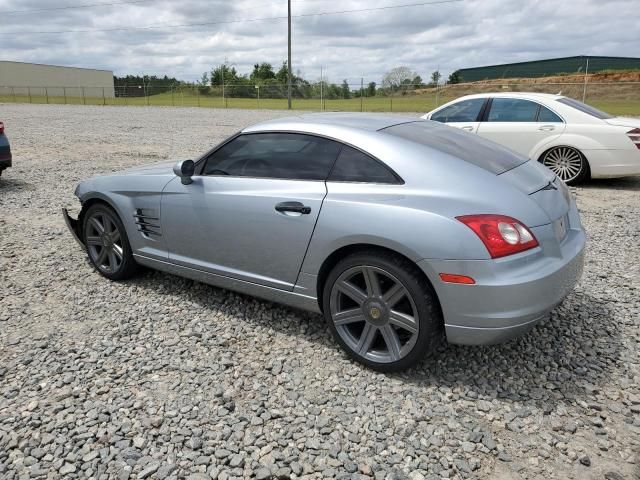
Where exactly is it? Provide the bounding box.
[557,97,613,119]
[382,121,528,175]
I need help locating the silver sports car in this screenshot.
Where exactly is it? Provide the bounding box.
[64,113,586,371]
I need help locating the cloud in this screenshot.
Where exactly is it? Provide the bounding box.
[0,0,638,84]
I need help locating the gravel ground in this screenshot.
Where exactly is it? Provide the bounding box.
[0,104,639,480]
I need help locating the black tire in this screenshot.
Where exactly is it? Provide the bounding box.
[82,203,139,281]
[322,250,443,372]
[539,146,589,186]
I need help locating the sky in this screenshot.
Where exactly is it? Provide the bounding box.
[0,0,638,85]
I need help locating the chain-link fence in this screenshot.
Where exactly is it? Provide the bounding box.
[1,78,639,116]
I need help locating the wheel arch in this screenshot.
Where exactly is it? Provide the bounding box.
[77,194,122,241]
[315,243,441,314]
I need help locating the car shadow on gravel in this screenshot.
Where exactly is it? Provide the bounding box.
[404,290,622,408]
[0,177,31,191]
[130,270,621,410]
[579,176,640,190]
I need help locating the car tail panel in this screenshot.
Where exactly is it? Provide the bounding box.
[498,160,570,225]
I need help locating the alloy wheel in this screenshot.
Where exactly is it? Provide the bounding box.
[329,265,420,364]
[85,211,124,274]
[542,147,583,183]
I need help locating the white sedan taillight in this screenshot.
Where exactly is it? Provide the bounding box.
[628,128,640,149]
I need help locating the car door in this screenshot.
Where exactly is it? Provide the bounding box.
[476,98,566,157]
[161,132,342,291]
[428,97,487,134]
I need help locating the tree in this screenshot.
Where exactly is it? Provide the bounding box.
[412,75,423,87]
[367,81,376,97]
[382,66,419,91]
[340,79,351,99]
[447,70,462,84]
[197,72,210,94]
[210,64,241,86]
[113,74,181,97]
[276,61,289,83]
[430,70,441,86]
[250,63,276,83]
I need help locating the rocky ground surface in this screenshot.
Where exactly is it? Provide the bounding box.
[0,104,638,480]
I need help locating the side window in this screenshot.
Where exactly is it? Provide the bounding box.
[538,106,563,122]
[328,146,400,184]
[203,133,341,180]
[430,98,485,123]
[487,98,539,122]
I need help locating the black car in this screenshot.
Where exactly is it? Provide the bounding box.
[0,121,11,177]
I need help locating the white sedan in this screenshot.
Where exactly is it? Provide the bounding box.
[422,93,640,184]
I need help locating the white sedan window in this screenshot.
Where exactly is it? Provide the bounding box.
[431,98,485,123]
[487,98,539,122]
[538,106,563,122]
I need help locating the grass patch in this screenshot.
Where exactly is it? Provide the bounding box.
[1,90,638,116]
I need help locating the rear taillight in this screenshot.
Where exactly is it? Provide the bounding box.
[628,128,640,149]
[0,122,4,134]
[457,214,539,259]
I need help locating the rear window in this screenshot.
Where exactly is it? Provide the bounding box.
[382,121,528,174]
[328,146,400,184]
[557,97,613,119]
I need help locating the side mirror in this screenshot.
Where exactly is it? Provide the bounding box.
[173,159,195,185]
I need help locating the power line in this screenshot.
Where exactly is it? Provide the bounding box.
[0,0,464,35]
[0,0,326,16]
[0,0,155,15]
[0,0,410,16]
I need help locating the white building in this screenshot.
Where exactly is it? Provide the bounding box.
[0,61,115,98]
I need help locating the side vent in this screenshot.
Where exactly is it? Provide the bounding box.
[133,208,162,239]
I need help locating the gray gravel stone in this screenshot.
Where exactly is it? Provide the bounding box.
[138,461,160,479]
[59,463,76,474]
[255,467,272,479]
[604,472,625,480]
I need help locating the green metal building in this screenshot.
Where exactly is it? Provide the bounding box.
[454,55,640,82]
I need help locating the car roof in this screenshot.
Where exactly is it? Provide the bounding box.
[452,92,565,101]
[243,112,421,134]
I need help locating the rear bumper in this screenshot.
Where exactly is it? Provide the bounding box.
[418,221,586,345]
[62,208,84,247]
[585,149,640,178]
[0,156,11,170]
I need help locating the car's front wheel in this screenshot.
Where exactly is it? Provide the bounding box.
[540,146,589,185]
[322,251,443,372]
[82,203,138,280]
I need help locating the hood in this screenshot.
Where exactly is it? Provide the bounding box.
[605,117,640,128]
[119,160,177,176]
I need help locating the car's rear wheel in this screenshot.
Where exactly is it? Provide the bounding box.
[540,146,588,185]
[82,203,138,280]
[322,251,442,372]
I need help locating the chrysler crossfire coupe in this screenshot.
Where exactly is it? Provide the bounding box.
[63,113,586,371]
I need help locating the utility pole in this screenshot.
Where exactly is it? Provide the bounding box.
[435,64,440,107]
[221,60,225,108]
[360,77,364,112]
[287,0,292,109]
[320,66,323,111]
[582,57,589,103]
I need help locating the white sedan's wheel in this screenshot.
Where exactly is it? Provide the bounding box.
[541,147,588,185]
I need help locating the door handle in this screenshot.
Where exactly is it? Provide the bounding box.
[539,125,556,131]
[275,202,311,215]
[461,126,474,131]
